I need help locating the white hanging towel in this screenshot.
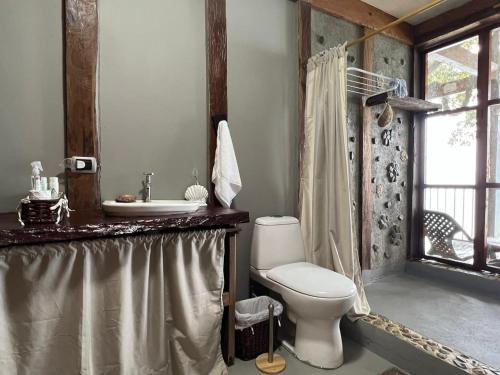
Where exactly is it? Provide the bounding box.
[212,120,242,208]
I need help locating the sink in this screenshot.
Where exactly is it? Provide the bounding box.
[102,200,202,217]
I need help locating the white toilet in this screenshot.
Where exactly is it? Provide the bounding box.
[250,216,357,369]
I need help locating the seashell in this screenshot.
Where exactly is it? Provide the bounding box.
[378,102,393,128]
[381,129,393,146]
[400,150,408,161]
[184,184,208,203]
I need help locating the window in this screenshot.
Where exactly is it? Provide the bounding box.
[426,37,479,110]
[420,26,500,272]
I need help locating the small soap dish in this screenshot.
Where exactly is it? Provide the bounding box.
[115,194,137,203]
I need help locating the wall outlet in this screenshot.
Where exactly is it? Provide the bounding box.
[69,156,97,173]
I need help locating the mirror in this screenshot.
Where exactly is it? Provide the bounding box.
[0,0,209,213]
[98,0,208,201]
[0,0,65,212]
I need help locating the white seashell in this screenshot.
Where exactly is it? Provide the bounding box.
[184,184,208,203]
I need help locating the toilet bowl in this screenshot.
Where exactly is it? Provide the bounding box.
[250,216,356,369]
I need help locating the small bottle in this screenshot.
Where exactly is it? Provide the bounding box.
[49,177,59,198]
[41,177,48,191]
[30,161,43,192]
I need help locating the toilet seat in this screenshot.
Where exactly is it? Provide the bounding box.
[267,262,356,299]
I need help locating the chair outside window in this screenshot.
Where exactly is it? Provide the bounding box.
[423,210,474,262]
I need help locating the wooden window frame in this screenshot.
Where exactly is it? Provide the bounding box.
[416,22,500,274]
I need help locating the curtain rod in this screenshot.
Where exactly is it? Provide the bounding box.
[346,0,446,49]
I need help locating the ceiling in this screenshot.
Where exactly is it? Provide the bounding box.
[361,0,471,25]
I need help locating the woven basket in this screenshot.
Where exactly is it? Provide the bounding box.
[20,199,60,224]
[235,317,280,361]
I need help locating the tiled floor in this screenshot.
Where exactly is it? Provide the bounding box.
[365,273,500,369]
[229,338,399,375]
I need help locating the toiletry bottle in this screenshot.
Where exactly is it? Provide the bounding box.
[30,161,43,192]
[41,177,48,191]
[49,177,59,199]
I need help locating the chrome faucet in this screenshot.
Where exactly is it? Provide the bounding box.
[143,172,154,202]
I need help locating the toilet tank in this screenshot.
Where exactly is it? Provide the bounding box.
[250,216,306,270]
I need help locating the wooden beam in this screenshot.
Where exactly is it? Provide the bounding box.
[360,28,373,270]
[304,0,414,46]
[64,0,100,210]
[206,0,227,207]
[473,29,491,270]
[298,1,311,182]
[409,49,425,260]
[415,0,500,48]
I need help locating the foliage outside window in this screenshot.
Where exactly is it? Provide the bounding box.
[422,27,500,272]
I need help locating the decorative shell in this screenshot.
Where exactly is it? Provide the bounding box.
[184,184,208,203]
[378,102,393,128]
[387,162,400,183]
[381,129,393,146]
[400,150,408,162]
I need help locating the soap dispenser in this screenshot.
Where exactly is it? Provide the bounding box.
[30,161,43,191]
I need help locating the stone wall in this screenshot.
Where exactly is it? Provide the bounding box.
[311,10,413,279]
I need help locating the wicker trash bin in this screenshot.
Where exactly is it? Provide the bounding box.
[235,296,283,361]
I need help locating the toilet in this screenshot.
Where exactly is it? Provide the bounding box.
[250,216,357,369]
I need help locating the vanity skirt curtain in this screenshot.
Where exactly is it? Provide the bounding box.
[0,230,227,375]
[299,45,370,317]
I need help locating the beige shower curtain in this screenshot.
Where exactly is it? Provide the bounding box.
[0,230,227,375]
[299,45,370,316]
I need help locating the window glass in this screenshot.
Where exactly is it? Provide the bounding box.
[486,188,500,268]
[490,27,500,100]
[425,111,477,185]
[488,104,500,182]
[423,188,475,264]
[426,36,479,110]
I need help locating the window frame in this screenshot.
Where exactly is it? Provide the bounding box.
[417,22,500,273]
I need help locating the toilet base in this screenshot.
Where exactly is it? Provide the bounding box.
[294,317,343,369]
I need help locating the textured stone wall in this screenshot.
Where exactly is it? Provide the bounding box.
[370,34,412,272]
[310,11,413,277]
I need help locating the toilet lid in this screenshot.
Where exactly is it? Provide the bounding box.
[267,262,356,299]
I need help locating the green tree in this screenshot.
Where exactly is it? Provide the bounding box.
[427,38,478,146]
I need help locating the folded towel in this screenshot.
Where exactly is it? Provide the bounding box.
[389,78,408,97]
[212,121,242,208]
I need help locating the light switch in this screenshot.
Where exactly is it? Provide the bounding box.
[70,156,97,173]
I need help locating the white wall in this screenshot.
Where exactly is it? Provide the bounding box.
[227,0,299,299]
[0,0,299,302]
[98,0,207,201]
[0,0,64,212]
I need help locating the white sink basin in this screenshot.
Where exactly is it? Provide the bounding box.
[102,200,202,217]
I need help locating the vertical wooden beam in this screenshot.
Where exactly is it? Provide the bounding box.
[474,29,490,270]
[409,48,426,260]
[360,28,373,270]
[64,0,100,210]
[206,0,227,207]
[298,1,311,179]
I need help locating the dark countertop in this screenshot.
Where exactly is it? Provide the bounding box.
[0,207,249,248]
